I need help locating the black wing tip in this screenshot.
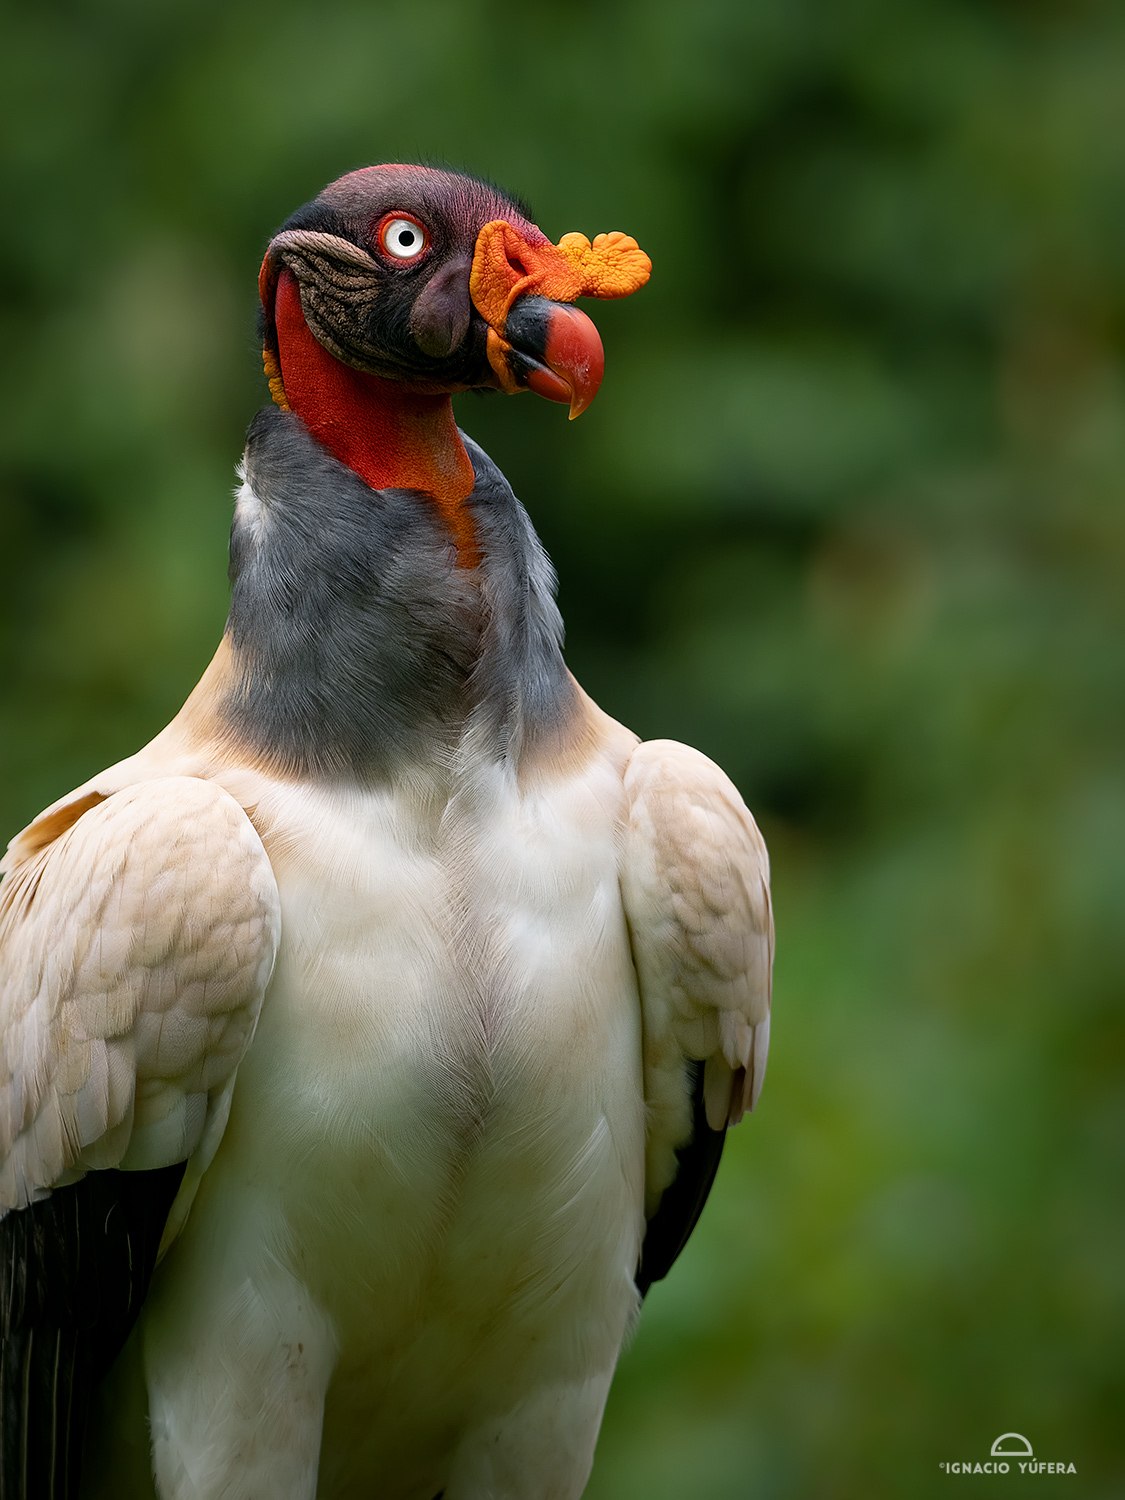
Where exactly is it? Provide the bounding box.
[0,1163,186,1499]
[636,1061,728,1296]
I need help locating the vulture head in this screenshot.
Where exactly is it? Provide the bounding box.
[259,164,650,418]
[255,164,650,553]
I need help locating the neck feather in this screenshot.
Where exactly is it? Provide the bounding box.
[212,410,578,782]
[272,270,478,564]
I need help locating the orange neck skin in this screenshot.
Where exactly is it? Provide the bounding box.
[273,270,479,565]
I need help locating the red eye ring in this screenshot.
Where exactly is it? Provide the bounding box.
[375,212,430,263]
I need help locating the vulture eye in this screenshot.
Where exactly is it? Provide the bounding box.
[377,214,430,262]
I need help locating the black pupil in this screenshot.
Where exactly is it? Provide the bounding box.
[397,227,417,249]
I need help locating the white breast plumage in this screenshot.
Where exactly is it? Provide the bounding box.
[125,748,646,1497]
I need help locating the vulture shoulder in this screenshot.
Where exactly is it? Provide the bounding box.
[619,739,773,1293]
[0,773,280,1495]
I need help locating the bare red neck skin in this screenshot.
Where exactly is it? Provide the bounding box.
[272,270,479,565]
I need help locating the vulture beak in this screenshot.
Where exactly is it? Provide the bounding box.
[493,298,604,419]
[470,220,651,419]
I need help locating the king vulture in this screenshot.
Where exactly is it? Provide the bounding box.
[0,165,773,1500]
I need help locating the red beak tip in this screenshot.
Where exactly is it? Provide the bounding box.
[543,304,604,420]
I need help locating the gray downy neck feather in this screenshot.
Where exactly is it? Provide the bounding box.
[222,407,578,780]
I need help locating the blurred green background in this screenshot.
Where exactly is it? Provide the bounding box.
[1,1,1122,1496]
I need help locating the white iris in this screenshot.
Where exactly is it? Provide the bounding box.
[381,217,426,259]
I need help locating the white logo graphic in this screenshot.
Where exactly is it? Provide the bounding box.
[938,1433,1077,1477]
[991,1434,1034,1459]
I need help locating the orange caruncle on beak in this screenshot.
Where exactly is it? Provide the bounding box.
[470,220,651,418]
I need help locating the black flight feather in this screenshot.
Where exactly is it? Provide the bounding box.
[636,1061,727,1296]
[0,1164,185,1500]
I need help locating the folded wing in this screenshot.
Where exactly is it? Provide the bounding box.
[619,740,773,1292]
[0,773,280,1496]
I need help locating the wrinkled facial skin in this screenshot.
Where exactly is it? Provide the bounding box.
[261,165,548,393]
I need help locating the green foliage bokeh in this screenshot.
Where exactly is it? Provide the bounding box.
[1,2,1122,1496]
